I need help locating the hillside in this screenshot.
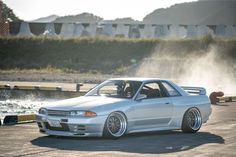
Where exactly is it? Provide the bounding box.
[31,15,59,23]
[23,1,236,25]
[0,37,236,75]
[143,0,236,24]
[106,18,139,23]
[53,12,103,23]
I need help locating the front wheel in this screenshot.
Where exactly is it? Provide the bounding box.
[182,108,202,133]
[103,112,127,139]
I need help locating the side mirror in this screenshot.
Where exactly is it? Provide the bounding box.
[136,94,147,101]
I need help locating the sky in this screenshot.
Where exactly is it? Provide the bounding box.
[3,0,197,21]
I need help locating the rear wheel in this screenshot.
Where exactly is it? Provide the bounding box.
[182,108,202,133]
[103,112,127,139]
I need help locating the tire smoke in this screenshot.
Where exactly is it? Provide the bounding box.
[135,42,236,95]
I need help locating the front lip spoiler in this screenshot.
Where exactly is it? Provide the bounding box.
[43,129,103,137]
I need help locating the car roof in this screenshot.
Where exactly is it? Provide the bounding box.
[109,77,169,82]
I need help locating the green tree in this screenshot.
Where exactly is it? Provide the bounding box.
[1,1,21,22]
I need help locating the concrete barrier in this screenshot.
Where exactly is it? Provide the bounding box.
[59,23,75,38]
[43,23,57,36]
[34,86,62,91]
[17,114,36,123]
[128,24,141,38]
[74,23,84,37]
[115,24,129,37]
[154,25,169,38]
[1,83,67,92]
[101,23,114,36]
[17,22,34,37]
[141,24,155,38]
[3,114,36,125]
[3,115,18,125]
[14,85,62,91]
[215,24,226,37]
[186,25,197,37]
[13,85,35,90]
[196,25,213,37]
[0,84,11,90]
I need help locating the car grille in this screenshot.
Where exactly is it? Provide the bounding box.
[44,122,70,131]
[47,110,70,117]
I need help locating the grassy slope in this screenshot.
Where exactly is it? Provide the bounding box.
[0,36,235,74]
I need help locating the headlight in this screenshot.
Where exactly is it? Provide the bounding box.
[38,108,47,115]
[70,111,97,117]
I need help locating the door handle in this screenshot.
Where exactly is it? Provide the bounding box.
[165,102,170,104]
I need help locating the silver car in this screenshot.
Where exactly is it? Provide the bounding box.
[36,78,212,138]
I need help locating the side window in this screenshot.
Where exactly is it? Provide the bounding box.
[161,82,181,97]
[140,82,162,99]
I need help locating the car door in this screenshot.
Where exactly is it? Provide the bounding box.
[129,81,173,130]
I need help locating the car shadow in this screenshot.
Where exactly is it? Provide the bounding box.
[31,130,224,154]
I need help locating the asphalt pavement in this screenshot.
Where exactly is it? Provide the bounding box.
[0,102,236,157]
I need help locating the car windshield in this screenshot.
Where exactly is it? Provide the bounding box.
[85,80,142,99]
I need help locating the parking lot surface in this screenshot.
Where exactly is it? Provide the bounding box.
[0,102,236,157]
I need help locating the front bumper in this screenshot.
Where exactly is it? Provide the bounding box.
[36,114,107,137]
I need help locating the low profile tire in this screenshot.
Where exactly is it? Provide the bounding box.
[182,108,202,133]
[103,112,127,139]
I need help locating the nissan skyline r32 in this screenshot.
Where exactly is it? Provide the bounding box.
[36,78,212,138]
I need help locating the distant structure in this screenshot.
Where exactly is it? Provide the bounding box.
[186,25,197,38]
[43,23,57,36]
[128,24,141,38]
[196,25,213,37]
[141,24,155,38]
[17,22,33,36]
[100,23,114,36]
[115,24,129,37]
[154,25,169,38]
[0,1,9,36]
[59,23,75,38]
[73,23,84,36]
[215,25,226,37]
[9,21,236,39]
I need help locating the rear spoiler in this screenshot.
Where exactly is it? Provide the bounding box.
[181,86,206,95]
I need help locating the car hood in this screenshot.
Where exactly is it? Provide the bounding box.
[44,96,128,111]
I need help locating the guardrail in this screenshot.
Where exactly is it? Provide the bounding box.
[0,82,88,99]
[13,85,63,91]
[0,84,11,90]
[0,83,83,92]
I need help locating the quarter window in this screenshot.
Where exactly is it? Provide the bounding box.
[162,82,180,96]
[140,82,163,99]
